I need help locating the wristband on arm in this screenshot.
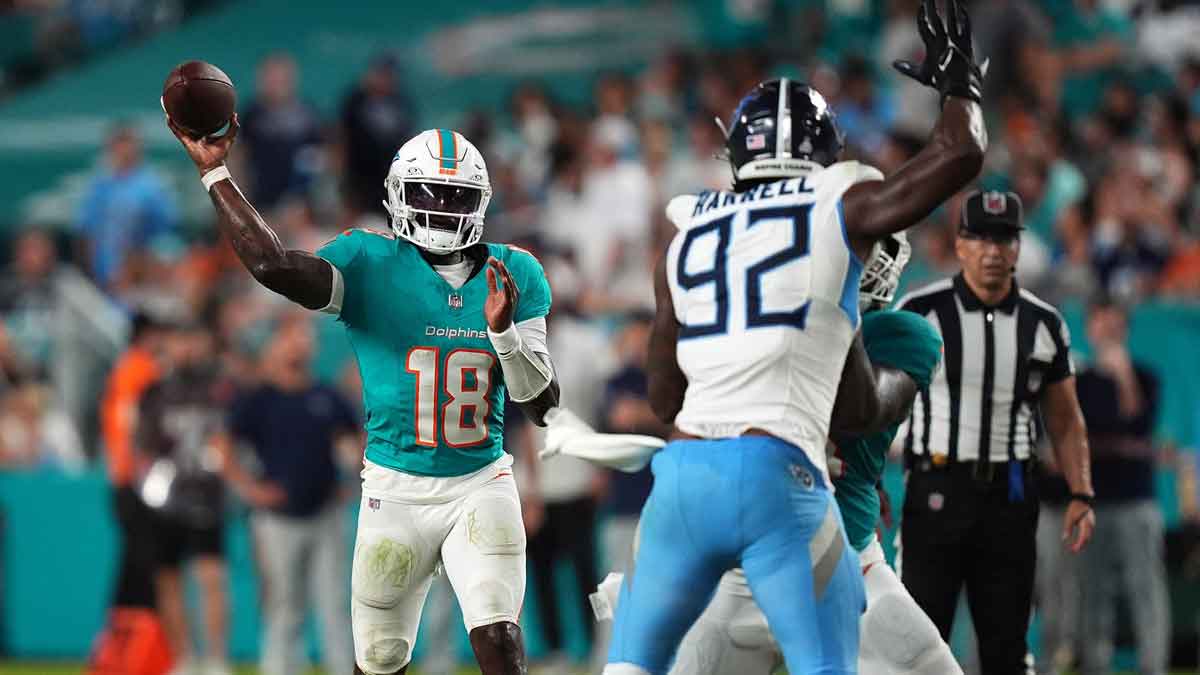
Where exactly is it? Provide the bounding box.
[488,323,553,403]
[201,165,232,191]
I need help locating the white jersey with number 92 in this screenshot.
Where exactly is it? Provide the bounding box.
[664,161,883,481]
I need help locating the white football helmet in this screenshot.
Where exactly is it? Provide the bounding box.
[859,230,912,311]
[384,129,492,254]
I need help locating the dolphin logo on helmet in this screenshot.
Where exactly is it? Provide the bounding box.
[384,129,492,254]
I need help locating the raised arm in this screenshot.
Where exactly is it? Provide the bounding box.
[167,114,334,310]
[841,0,988,260]
[647,252,687,424]
[483,257,559,426]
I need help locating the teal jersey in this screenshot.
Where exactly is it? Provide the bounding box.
[317,230,551,477]
[831,310,943,551]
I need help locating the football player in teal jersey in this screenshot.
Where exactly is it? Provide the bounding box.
[552,232,959,674]
[825,232,961,675]
[168,117,558,675]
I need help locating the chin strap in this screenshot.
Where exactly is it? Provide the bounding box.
[488,323,553,403]
[714,115,731,140]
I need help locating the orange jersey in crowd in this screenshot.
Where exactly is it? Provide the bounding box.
[101,346,160,486]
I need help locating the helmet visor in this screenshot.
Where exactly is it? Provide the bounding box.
[407,182,481,214]
[406,181,482,231]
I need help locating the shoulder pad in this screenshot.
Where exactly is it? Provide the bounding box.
[665,194,700,231]
[346,226,395,239]
[861,310,944,387]
[504,243,538,260]
[496,243,547,279]
[816,161,885,199]
[320,226,393,250]
[863,310,940,343]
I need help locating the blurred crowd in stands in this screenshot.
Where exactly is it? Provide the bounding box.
[0,0,1199,669]
[0,0,224,99]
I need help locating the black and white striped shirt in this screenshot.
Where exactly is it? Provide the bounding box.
[897,274,1073,463]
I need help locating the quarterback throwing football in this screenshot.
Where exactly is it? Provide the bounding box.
[168,118,558,675]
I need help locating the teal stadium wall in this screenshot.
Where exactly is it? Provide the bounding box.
[0,469,594,662]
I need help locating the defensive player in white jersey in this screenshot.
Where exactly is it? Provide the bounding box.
[549,232,960,675]
[660,231,960,675]
[604,1,987,673]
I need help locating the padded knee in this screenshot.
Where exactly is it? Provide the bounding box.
[710,570,773,650]
[672,614,780,675]
[461,577,521,629]
[862,591,944,669]
[727,612,774,650]
[672,618,731,675]
[352,533,419,609]
[356,626,411,674]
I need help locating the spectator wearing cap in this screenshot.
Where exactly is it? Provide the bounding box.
[1075,296,1168,675]
[74,123,177,293]
[896,190,1095,673]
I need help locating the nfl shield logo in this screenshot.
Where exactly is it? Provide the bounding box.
[789,464,814,489]
[982,191,1007,215]
[448,293,463,309]
[746,134,767,151]
[368,498,381,511]
[928,492,945,511]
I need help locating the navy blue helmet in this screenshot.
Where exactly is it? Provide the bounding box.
[724,79,843,189]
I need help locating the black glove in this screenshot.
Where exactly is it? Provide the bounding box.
[893,0,987,103]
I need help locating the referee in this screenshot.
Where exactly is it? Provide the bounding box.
[896,190,1096,674]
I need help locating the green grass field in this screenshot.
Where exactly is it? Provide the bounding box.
[0,667,1193,675]
[0,666,482,675]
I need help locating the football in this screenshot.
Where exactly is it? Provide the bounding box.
[161,60,236,138]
